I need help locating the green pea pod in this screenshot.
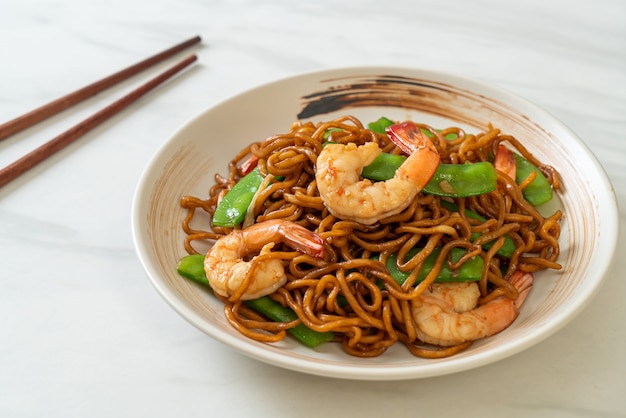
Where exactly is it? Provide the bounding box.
[212,168,265,228]
[176,254,334,348]
[422,162,497,197]
[440,200,516,258]
[176,254,208,284]
[513,152,553,206]
[367,116,396,134]
[360,152,407,180]
[326,117,396,138]
[361,153,497,198]
[245,297,335,348]
[421,128,459,141]
[367,117,460,140]
[323,127,344,139]
[378,247,483,286]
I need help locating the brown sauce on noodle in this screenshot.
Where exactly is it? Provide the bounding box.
[180,115,562,358]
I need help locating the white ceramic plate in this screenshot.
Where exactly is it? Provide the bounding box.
[132,67,619,380]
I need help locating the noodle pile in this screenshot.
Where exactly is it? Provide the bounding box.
[180,115,562,358]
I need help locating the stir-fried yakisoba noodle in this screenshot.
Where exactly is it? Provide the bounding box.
[178,115,562,358]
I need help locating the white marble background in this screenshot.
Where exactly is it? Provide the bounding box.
[1,0,624,417]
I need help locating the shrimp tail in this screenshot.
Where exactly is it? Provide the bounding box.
[411,270,535,347]
[510,270,534,309]
[494,144,517,180]
[386,121,439,156]
[478,270,534,339]
[205,219,325,301]
[315,122,440,225]
[277,222,325,259]
[387,122,440,189]
[240,219,324,258]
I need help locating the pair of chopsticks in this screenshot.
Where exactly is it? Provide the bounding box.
[0,35,202,188]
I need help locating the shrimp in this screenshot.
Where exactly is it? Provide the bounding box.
[494,144,517,180]
[411,270,534,346]
[204,219,325,301]
[315,122,440,225]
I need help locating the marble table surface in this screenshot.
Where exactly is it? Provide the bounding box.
[1,0,624,416]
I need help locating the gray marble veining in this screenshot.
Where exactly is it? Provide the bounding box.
[1,0,624,417]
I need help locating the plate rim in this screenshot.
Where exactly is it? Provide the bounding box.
[131,65,620,380]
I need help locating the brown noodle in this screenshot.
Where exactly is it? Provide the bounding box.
[180,115,562,358]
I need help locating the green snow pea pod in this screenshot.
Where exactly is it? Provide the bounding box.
[176,254,208,284]
[367,116,459,140]
[513,152,553,206]
[377,247,483,286]
[176,254,334,348]
[361,154,497,198]
[360,152,407,181]
[422,162,497,198]
[439,200,517,258]
[245,297,335,348]
[367,116,396,134]
[421,128,459,141]
[323,127,344,139]
[212,168,265,228]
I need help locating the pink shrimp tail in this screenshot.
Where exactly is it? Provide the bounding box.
[509,270,534,310]
[386,122,436,155]
[242,219,325,258]
[278,222,325,259]
[494,144,517,180]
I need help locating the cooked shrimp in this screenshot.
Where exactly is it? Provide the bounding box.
[494,144,517,180]
[204,219,324,301]
[411,270,534,346]
[315,122,440,225]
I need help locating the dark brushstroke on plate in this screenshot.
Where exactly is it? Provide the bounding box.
[296,74,504,132]
[297,75,456,119]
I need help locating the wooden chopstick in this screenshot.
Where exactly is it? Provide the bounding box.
[0,54,198,189]
[0,35,202,141]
